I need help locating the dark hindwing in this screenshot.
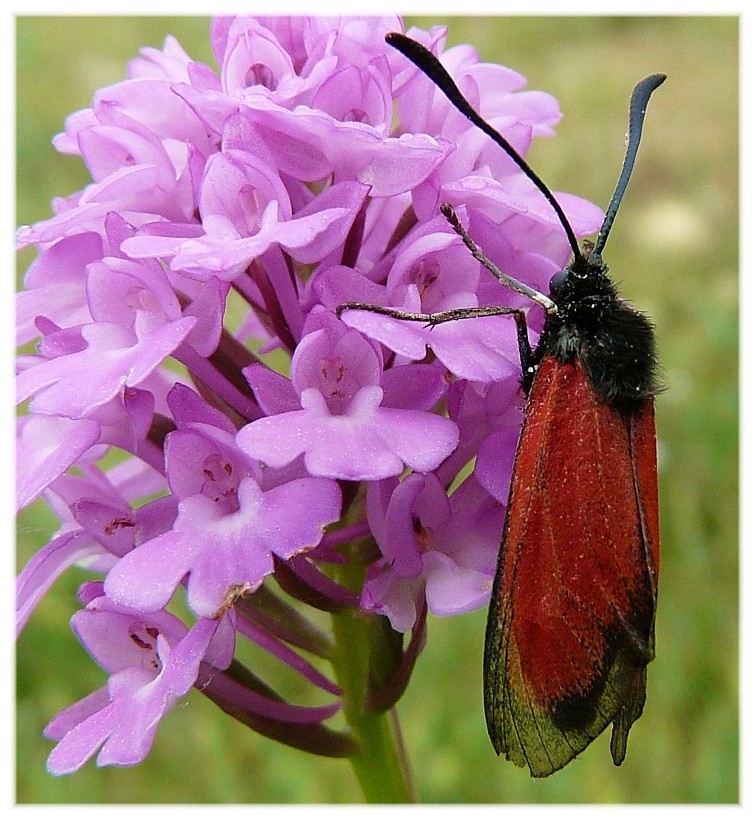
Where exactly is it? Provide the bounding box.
[483,357,659,777]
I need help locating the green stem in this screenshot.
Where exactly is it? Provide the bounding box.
[330,561,415,803]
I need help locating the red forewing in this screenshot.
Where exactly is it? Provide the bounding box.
[483,355,659,777]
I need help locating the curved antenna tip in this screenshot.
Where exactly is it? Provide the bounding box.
[595,73,667,255]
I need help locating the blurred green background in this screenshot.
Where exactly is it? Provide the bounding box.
[16,16,738,803]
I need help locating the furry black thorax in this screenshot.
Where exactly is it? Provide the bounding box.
[527,250,659,414]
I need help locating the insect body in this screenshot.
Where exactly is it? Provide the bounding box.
[484,237,661,776]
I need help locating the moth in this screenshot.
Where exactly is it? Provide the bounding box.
[340,32,664,777]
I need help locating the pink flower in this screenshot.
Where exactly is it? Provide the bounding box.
[44,584,234,773]
[17,16,604,776]
[237,310,458,479]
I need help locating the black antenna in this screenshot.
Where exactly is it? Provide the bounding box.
[386,32,582,260]
[386,32,666,266]
[594,73,666,255]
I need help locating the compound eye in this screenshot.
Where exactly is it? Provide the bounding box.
[549,267,569,297]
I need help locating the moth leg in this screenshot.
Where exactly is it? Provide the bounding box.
[336,301,524,328]
[440,204,556,313]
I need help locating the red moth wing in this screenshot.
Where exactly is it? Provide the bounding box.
[483,356,659,777]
